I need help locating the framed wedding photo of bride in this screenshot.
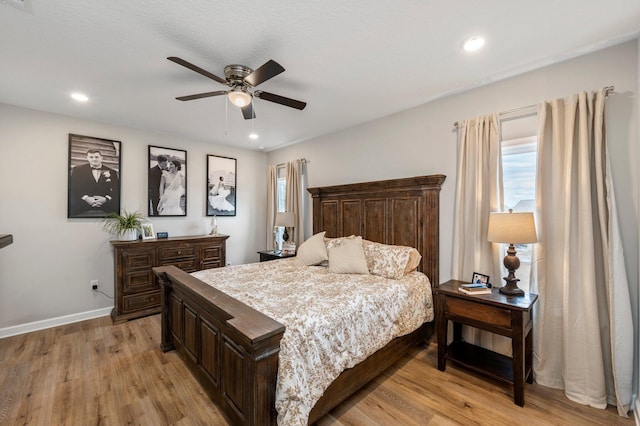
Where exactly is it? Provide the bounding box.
[206,154,237,217]
[148,145,187,217]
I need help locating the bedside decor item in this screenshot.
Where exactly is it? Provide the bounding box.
[275,211,295,243]
[156,232,169,239]
[102,210,144,241]
[148,145,187,217]
[68,134,121,218]
[458,284,491,295]
[488,210,537,296]
[207,155,237,216]
[471,271,490,287]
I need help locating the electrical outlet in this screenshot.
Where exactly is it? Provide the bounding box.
[90,279,99,290]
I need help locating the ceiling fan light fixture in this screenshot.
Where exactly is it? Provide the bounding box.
[228,88,252,107]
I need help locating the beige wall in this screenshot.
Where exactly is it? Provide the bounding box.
[0,105,268,331]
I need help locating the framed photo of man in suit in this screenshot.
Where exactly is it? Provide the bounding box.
[68,134,121,218]
[148,145,187,217]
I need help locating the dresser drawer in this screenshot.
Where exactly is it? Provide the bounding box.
[201,245,222,261]
[122,269,157,294]
[159,257,198,272]
[446,297,511,328]
[159,245,196,261]
[122,250,154,269]
[123,290,161,313]
[202,260,223,270]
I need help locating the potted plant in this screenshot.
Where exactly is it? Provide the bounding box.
[102,210,144,241]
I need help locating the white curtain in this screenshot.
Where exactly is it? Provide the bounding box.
[285,159,304,247]
[266,164,277,250]
[452,114,508,352]
[532,89,633,416]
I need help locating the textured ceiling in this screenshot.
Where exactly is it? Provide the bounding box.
[1,0,639,150]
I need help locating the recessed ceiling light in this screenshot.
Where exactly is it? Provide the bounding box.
[249,132,259,140]
[462,36,485,52]
[71,92,89,102]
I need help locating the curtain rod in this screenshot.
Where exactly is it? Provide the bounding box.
[452,85,615,128]
[276,158,309,167]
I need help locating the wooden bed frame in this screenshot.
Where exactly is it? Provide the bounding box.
[153,174,445,425]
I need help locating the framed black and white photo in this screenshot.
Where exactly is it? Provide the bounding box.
[206,155,237,216]
[148,145,187,216]
[471,272,490,287]
[68,134,121,218]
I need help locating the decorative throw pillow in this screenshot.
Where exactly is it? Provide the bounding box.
[327,236,369,274]
[324,235,356,250]
[320,235,357,267]
[295,231,328,266]
[361,239,422,279]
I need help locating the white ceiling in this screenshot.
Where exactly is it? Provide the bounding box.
[1,1,639,151]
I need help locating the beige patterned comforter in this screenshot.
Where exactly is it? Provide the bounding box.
[192,258,433,426]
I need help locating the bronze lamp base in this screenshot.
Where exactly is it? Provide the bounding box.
[499,243,525,297]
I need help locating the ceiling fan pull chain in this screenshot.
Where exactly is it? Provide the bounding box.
[225,96,229,135]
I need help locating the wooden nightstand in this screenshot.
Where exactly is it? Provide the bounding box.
[257,250,296,262]
[436,279,538,406]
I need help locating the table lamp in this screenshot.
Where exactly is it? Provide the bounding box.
[487,210,537,296]
[274,211,295,251]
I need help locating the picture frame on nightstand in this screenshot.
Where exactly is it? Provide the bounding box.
[471,272,490,287]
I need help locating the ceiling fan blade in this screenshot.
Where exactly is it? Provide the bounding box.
[255,91,307,110]
[241,103,256,120]
[167,57,227,85]
[176,90,228,101]
[244,60,285,87]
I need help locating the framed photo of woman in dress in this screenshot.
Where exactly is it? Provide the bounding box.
[148,146,187,217]
[206,155,236,217]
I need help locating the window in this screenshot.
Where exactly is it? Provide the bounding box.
[501,136,537,291]
[276,165,286,213]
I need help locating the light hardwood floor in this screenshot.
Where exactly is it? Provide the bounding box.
[0,314,633,425]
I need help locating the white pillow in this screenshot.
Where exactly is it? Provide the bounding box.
[295,231,328,266]
[328,236,369,274]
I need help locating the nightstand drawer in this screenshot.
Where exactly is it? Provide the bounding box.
[446,297,511,328]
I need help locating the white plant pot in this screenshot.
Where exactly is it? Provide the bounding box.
[120,229,138,241]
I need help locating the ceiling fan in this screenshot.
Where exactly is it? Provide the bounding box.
[168,56,307,120]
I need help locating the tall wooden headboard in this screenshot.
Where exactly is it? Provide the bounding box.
[307,174,446,287]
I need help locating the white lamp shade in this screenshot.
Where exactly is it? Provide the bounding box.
[488,211,537,244]
[228,90,251,107]
[275,212,295,228]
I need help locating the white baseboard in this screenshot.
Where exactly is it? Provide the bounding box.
[0,307,112,339]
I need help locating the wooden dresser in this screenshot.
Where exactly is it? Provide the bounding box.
[111,234,229,323]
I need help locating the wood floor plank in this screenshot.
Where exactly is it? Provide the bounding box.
[0,315,633,425]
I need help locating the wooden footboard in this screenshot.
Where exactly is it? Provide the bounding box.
[154,265,285,425]
[154,265,433,426]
